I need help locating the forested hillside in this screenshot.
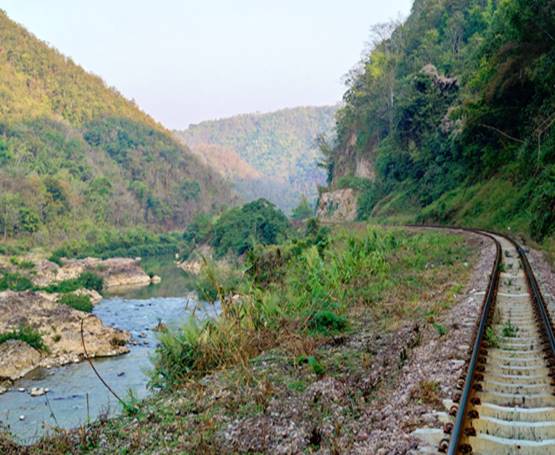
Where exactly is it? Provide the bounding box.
[324,0,555,247]
[0,10,234,246]
[175,106,337,212]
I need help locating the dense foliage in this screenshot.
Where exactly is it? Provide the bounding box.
[0,10,233,247]
[176,106,337,211]
[49,228,185,261]
[326,0,555,242]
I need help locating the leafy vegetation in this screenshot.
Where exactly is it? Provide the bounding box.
[181,198,290,258]
[150,225,470,389]
[211,199,290,257]
[50,228,185,261]
[0,325,46,351]
[58,293,93,313]
[0,270,103,293]
[176,106,337,212]
[0,272,34,291]
[323,0,555,246]
[42,272,104,293]
[502,320,519,338]
[0,10,233,249]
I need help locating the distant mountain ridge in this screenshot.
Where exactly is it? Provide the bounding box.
[0,10,234,243]
[175,105,338,212]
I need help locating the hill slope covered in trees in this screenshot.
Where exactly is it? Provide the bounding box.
[175,106,337,212]
[0,10,234,246]
[322,0,555,249]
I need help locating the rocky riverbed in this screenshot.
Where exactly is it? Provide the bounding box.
[0,255,204,444]
[0,255,161,394]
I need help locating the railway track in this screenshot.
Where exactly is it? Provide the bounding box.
[443,230,555,454]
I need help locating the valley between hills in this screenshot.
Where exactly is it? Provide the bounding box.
[2,1,555,453]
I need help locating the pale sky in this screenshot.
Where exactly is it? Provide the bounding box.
[2,0,413,129]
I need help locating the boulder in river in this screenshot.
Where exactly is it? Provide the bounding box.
[30,387,47,397]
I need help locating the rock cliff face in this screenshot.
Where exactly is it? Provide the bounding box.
[0,291,130,392]
[316,188,358,222]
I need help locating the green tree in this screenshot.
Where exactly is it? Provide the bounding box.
[212,199,290,256]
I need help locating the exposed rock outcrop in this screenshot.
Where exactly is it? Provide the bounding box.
[420,64,458,92]
[0,291,130,391]
[0,255,152,290]
[0,340,41,382]
[60,257,151,289]
[37,288,103,306]
[316,188,358,222]
[178,245,213,275]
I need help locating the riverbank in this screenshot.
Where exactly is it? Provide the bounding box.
[0,255,160,392]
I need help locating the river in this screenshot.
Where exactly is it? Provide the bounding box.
[0,256,211,444]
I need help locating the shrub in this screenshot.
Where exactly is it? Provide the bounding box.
[0,325,46,351]
[336,176,372,191]
[58,293,93,312]
[0,272,34,291]
[308,310,348,335]
[183,212,213,245]
[78,271,104,292]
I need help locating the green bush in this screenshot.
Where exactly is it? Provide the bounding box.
[59,293,93,312]
[0,272,34,291]
[194,260,241,304]
[9,257,35,269]
[529,168,555,241]
[308,310,348,335]
[77,271,104,292]
[336,176,372,191]
[50,228,184,260]
[0,325,46,351]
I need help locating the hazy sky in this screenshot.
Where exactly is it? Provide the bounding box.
[2,1,413,129]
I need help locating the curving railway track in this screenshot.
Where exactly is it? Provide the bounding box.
[441,230,555,454]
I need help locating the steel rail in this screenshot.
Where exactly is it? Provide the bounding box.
[513,241,555,362]
[407,224,555,453]
[445,229,501,455]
